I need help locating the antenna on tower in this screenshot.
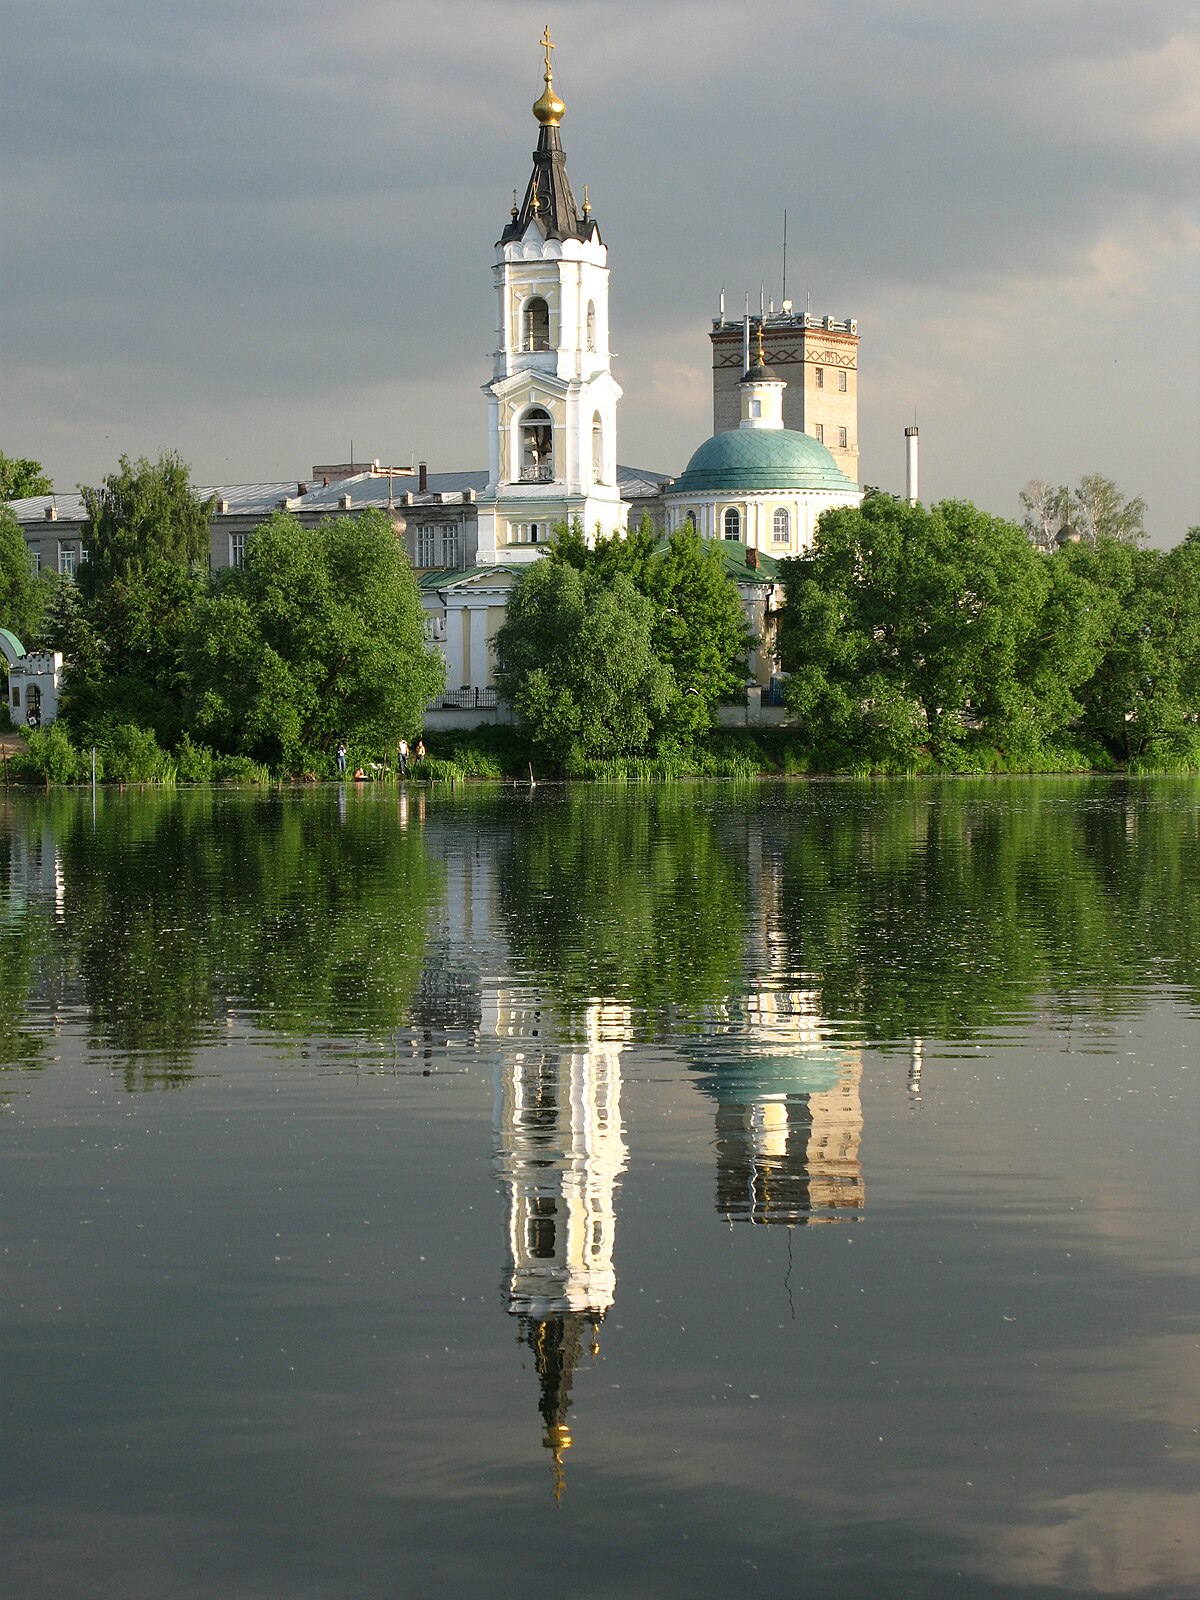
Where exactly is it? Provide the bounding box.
[782,209,788,307]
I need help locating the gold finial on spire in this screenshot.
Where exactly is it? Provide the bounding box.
[530,188,541,215]
[532,24,565,126]
[756,325,767,366]
[545,1422,572,1504]
[582,183,591,218]
[512,189,519,221]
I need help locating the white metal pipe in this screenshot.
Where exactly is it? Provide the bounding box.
[905,426,919,505]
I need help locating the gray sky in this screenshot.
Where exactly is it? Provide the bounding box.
[3,0,1198,544]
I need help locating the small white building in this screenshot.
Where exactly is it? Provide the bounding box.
[1,628,63,728]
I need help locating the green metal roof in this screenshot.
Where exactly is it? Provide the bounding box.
[670,427,857,496]
[0,627,26,658]
[653,535,780,584]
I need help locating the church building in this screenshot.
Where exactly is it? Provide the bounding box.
[7,31,877,722]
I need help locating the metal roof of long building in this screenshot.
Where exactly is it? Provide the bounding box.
[6,466,671,525]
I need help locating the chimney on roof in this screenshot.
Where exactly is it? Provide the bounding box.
[418,461,428,494]
[217,498,229,514]
[746,547,759,569]
[339,494,352,511]
[44,505,58,521]
[463,488,475,503]
[297,482,308,496]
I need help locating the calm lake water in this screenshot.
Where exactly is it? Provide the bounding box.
[1,780,1197,1599]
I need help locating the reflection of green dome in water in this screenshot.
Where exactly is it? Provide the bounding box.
[670,428,857,496]
[688,1045,844,1104]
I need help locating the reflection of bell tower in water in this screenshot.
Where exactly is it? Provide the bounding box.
[490,989,628,1498]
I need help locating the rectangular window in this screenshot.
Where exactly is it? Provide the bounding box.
[839,427,848,448]
[11,687,20,708]
[229,532,246,568]
[416,525,438,566]
[814,366,824,388]
[441,527,460,568]
[838,369,848,392]
[28,549,40,578]
[58,542,76,579]
[815,424,824,443]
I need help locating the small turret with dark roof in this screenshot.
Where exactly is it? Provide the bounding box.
[500,27,598,245]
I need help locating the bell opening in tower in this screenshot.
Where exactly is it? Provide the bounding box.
[520,409,554,481]
[523,297,550,353]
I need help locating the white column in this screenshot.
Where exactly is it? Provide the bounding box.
[469,606,490,690]
[443,603,466,690]
[905,426,919,505]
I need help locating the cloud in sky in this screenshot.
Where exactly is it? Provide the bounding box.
[3,0,1197,540]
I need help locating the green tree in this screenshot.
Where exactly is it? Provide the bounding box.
[494,558,673,767]
[79,451,214,597]
[0,506,49,642]
[186,508,443,771]
[1068,538,1200,764]
[521,516,749,749]
[0,453,53,500]
[779,495,1104,769]
[72,452,217,745]
[646,525,751,743]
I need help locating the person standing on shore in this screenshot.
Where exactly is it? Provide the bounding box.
[398,736,409,777]
[415,737,426,771]
[336,741,347,776]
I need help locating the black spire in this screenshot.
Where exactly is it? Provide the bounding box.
[500,28,598,246]
[501,123,597,244]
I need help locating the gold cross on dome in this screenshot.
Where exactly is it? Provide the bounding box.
[541,24,555,74]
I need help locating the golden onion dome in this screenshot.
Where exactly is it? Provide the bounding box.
[532,25,565,125]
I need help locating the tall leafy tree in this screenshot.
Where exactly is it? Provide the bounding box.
[186,508,443,770]
[79,451,214,597]
[0,454,53,501]
[530,515,749,747]
[71,452,217,743]
[0,506,50,643]
[1068,536,1200,763]
[494,558,673,766]
[779,495,1105,768]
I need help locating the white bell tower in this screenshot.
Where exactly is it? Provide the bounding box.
[477,29,626,565]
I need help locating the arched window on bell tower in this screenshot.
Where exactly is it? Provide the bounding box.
[524,297,550,352]
[592,413,604,483]
[520,408,554,481]
[723,507,741,541]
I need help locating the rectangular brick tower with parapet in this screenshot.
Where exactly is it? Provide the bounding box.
[711,310,859,486]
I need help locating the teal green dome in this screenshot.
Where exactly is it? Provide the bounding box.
[670,427,857,496]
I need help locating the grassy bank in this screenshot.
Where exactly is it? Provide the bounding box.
[7,719,1198,787]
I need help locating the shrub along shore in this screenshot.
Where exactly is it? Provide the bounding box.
[4,718,1195,788]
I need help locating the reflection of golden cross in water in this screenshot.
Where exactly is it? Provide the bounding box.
[541,24,555,76]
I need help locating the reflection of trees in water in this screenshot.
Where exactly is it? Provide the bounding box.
[2,777,1198,1090]
[0,805,59,1076]
[774,778,1200,1041]
[497,789,750,1026]
[3,790,440,1087]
